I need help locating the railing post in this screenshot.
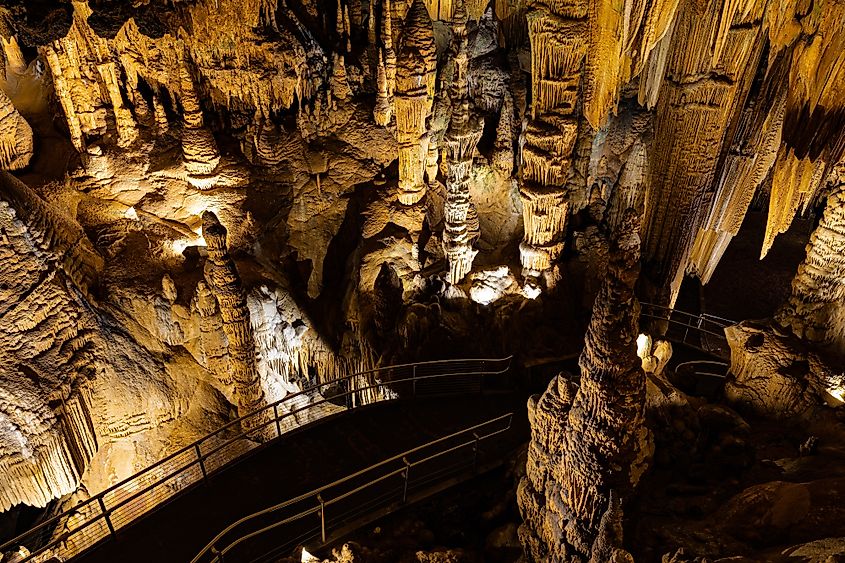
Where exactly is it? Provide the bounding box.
[318,494,326,543]
[402,456,411,504]
[472,432,480,473]
[346,379,353,410]
[195,443,209,484]
[274,403,282,438]
[412,365,417,397]
[98,497,115,538]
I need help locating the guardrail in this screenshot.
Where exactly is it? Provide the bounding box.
[639,302,735,358]
[675,360,731,379]
[191,413,515,563]
[1,357,513,563]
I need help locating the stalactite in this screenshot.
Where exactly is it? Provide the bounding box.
[688,49,791,282]
[762,146,826,259]
[179,53,222,189]
[374,50,393,126]
[202,211,270,433]
[518,209,646,562]
[641,0,766,306]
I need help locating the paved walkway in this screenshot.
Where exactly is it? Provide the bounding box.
[78,394,527,563]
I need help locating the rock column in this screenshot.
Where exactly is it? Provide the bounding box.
[775,183,845,354]
[442,5,481,284]
[518,208,646,562]
[202,211,270,432]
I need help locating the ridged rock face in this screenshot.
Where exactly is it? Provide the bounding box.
[518,209,646,562]
[0,178,100,510]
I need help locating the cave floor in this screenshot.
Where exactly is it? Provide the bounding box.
[76,393,528,563]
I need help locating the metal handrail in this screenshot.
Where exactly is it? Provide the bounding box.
[675,360,731,378]
[2,356,513,562]
[639,303,735,357]
[192,413,515,563]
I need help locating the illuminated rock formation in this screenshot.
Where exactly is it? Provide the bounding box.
[641,0,766,305]
[394,0,436,206]
[518,4,585,281]
[775,186,845,354]
[441,8,481,284]
[0,88,33,170]
[202,211,268,429]
[724,321,845,420]
[518,209,646,561]
[180,54,221,189]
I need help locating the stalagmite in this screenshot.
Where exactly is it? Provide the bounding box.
[518,209,646,561]
[775,185,845,354]
[394,0,436,206]
[202,211,270,432]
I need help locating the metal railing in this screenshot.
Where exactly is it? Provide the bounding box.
[191,413,515,563]
[1,357,513,562]
[639,302,735,358]
[675,360,731,379]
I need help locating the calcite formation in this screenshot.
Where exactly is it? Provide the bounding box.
[202,211,269,429]
[518,209,646,562]
[775,186,845,355]
[2,2,845,559]
[441,6,482,284]
[394,0,436,207]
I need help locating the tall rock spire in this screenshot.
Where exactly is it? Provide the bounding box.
[202,211,270,432]
[518,208,647,562]
[442,4,481,284]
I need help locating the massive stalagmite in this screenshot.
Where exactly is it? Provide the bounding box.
[202,211,269,430]
[518,209,646,562]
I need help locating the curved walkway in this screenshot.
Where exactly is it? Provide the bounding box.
[76,394,527,563]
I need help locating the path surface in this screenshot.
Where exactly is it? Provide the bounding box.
[78,394,527,563]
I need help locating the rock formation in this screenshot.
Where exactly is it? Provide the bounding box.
[394,0,436,207]
[1,1,845,558]
[518,209,646,562]
[202,211,269,429]
[775,185,845,355]
[441,5,482,285]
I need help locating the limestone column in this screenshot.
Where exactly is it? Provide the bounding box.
[394,0,436,207]
[202,211,270,432]
[775,184,845,353]
[518,4,586,285]
[442,5,481,284]
[518,208,646,562]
